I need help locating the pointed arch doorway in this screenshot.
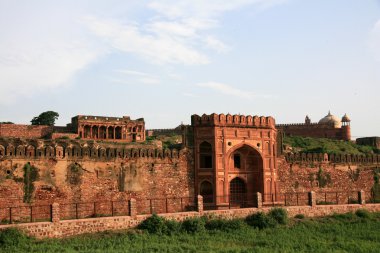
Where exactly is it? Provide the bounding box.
[229,177,247,207]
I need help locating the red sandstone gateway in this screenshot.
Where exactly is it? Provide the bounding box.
[190,113,279,208]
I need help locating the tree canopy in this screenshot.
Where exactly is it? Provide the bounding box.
[31,111,59,126]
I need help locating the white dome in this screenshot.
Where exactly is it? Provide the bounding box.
[318,111,342,128]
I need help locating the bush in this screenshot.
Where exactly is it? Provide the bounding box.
[138,214,168,235]
[0,228,29,247]
[294,214,305,219]
[205,219,245,231]
[355,209,371,219]
[181,217,205,234]
[268,208,288,225]
[246,212,277,229]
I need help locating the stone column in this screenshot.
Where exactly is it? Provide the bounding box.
[129,198,137,217]
[255,192,262,208]
[358,190,366,205]
[308,191,316,207]
[51,203,60,223]
[106,127,109,139]
[197,195,204,214]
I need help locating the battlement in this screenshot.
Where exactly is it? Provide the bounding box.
[191,113,276,128]
[285,152,380,164]
[0,138,183,161]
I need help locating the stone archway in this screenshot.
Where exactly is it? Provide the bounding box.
[226,144,264,207]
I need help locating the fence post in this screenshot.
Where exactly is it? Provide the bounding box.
[254,192,262,208]
[358,190,366,205]
[197,195,204,214]
[308,191,316,207]
[51,203,60,223]
[129,198,137,217]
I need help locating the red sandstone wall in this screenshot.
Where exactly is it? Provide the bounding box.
[0,148,194,209]
[277,157,376,196]
[0,124,53,139]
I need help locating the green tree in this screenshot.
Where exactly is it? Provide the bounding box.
[31,111,59,126]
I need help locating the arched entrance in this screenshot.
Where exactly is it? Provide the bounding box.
[226,144,264,207]
[200,181,213,203]
[229,177,246,207]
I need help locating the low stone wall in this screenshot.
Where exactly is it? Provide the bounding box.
[2,202,380,239]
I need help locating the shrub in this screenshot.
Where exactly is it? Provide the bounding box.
[181,217,205,234]
[0,228,29,247]
[164,219,181,235]
[246,212,277,229]
[355,209,371,219]
[294,214,305,219]
[268,208,288,225]
[138,214,167,235]
[205,219,245,231]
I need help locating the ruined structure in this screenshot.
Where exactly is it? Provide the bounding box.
[71,115,145,142]
[276,111,351,140]
[0,115,146,142]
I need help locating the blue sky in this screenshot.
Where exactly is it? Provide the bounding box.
[0,0,379,138]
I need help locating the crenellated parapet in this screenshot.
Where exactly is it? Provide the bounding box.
[191,113,276,129]
[285,152,380,165]
[0,138,185,161]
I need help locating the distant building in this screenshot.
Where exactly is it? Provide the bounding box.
[71,115,145,142]
[356,137,380,149]
[276,111,351,141]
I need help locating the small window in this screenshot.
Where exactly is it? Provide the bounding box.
[234,154,241,169]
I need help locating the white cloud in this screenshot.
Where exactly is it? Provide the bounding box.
[83,16,209,65]
[369,19,380,62]
[0,3,106,105]
[197,82,256,99]
[83,0,287,66]
[112,68,161,85]
[203,36,230,53]
[148,0,286,19]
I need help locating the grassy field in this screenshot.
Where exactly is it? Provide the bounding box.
[2,210,380,253]
[283,136,380,155]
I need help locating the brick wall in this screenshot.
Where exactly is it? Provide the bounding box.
[0,124,53,139]
[0,146,194,208]
[277,157,377,198]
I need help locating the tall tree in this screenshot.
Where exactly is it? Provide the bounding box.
[31,111,59,126]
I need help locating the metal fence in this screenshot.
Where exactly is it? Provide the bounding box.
[59,200,130,220]
[136,197,196,214]
[315,191,359,205]
[0,205,51,225]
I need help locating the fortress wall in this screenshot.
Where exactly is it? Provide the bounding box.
[277,156,378,196]
[0,147,194,207]
[0,124,53,139]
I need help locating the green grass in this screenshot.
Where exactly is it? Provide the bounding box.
[3,211,380,252]
[283,136,380,155]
